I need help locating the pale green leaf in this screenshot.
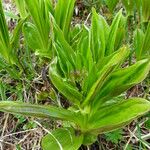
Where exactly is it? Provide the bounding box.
[55,0,76,41]
[93,59,150,107]
[42,128,83,150]
[53,20,76,69]
[24,0,50,49]
[49,59,82,106]
[0,101,82,124]
[23,22,44,50]
[82,47,130,107]
[133,29,145,60]
[106,10,123,55]
[88,98,150,134]
[90,8,109,62]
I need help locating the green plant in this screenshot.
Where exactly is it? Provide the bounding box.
[0,7,150,150]
[0,0,27,78]
[104,0,150,22]
[19,0,75,58]
[133,22,150,60]
[54,0,76,41]
[22,0,51,58]
[53,9,126,74]
[105,129,123,144]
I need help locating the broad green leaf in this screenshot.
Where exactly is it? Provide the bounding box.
[55,0,76,41]
[114,15,126,50]
[133,29,145,60]
[93,59,150,107]
[134,23,150,60]
[23,22,44,50]
[82,47,130,107]
[49,59,83,106]
[0,0,9,45]
[105,0,119,12]
[70,24,82,49]
[88,98,150,134]
[53,20,76,69]
[24,0,50,49]
[82,65,98,97]
[76,25,93,72]
[0,0,23,65]
[23,22,51,58]
[42,128,83,150]
[0,101,82,124]
[90,8,109,62]
[54,43,73,76]
[106,10,123,55]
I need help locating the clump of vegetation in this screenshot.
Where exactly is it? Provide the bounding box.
[0,0,150,149]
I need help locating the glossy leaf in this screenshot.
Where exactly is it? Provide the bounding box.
[0,101,82,124]
[24,0,50,57]
[53,20,76,69]
[55,0,76,41]
[134,23,150,60]
[42,128,83,150]
[0,1,24,65]
[114,15,126,50]
[93,59,150,107]
[106,10,124,55]
[82,47,130,107]
[49,59,82,106]
[88,98,150,134]
[133,29,145,60]
[90,8,109,62]
[23,22,44,50]
[74,25,94,73]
